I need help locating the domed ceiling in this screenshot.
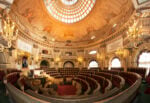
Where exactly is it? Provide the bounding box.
[10,0,134,43]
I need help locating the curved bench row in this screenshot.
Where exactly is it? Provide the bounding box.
[101,70,138,86]
[0,69,21,81]
[127,67,146,79]
[24,71,141,103]
[46,70,124,94]
[4,72,20,85]
[95,72,125,89]
[78,73,111,93]
[95,72,141,103]
[4,70,142,103]
[76,75,100,94]
[45,69,121,93]
[91,74,112,93]
[73,77,91,95]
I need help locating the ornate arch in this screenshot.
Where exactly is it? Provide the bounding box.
[133,43,150,67]
[88,59,99,69]
[108,56,122,70]
[40,59,50,68]
[63,61,74,68]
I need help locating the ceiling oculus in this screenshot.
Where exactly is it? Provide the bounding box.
[44,0,96,24]
[61,0,78,5]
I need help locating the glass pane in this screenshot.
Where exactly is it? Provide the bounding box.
[138,52,150,75]
[89,61,99,68]
[111,58,121,68]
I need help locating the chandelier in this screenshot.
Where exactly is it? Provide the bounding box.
[115,48,124,57]
[115,48,129,58]
[126,20,143,48]
[97,53,104,60]
[0,8,18,52]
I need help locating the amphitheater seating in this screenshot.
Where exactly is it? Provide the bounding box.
[76,75,100,94]
[46,69,61,78]
[0,70,5,81]
[91,74,111,93]
[101,70,135,86]
[111,75,121,88]
[95,72,112,80]
[59,68,79,77]
[119,72,137,85]
[146,75,150,85]
[82,69,99,72]
[6,72,20,85]
[127,67,146,79]
[73,77,90,95]
[111,67,124,71]
[6,69,21,74]
[4,68,142,103]
[57,69,124,91]
[95,72,125,89]
[102,70,120,75]
[24,70,141,103]
[89,68,101,71]
[0,69,21,81]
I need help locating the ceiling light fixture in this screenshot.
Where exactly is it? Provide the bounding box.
[113,23,117,28]
[91,36,96,40]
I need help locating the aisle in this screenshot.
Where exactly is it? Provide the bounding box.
[0,82,10,103]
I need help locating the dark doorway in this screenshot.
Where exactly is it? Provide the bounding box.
[40,60,49,69]
[22,56,28,68]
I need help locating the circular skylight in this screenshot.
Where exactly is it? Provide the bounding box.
[61,0,78,5]
[44,0,96,24]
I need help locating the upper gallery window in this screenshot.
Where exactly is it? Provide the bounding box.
[89,50,97,55]
[44,0,96,23]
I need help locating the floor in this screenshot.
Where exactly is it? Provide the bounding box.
[0,81,10,103]
[132,81,150,103]
[0,81,150,103]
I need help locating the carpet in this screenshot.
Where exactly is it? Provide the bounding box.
[57,85,76,96]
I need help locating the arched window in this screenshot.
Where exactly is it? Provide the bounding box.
[138,51,150,75]
[111,58,121,68]
[89,60,99,68]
